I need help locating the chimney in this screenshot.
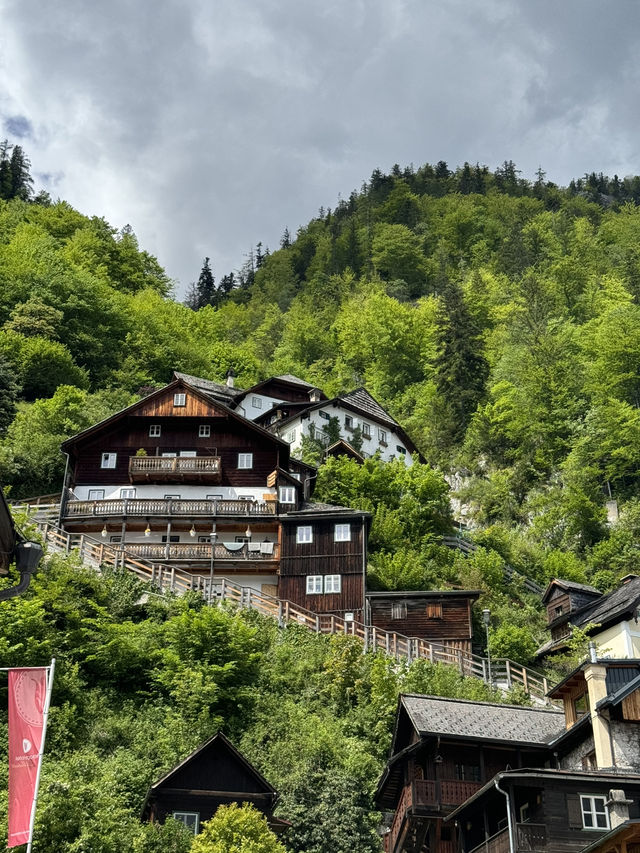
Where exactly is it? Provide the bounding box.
[584,661,615,768]
[309,388,321,403]
[607,789,633,829]
[226,368,236,388]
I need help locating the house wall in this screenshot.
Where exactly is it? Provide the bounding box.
[594,621,640,658]
[276,407,413,466]
[560,735,595,771]
[368,596,474,644]
[610,720,640,770]
[72,484,275,501]
[235,393,284,421]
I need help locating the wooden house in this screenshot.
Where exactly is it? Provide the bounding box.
[537,576,640,660]
[446,769,640,853]
[366,590,480,655]
[58,374,368,617]
[141,731,289,836]
[375,694,564,853]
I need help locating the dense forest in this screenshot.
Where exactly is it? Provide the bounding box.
[2,143,640,848]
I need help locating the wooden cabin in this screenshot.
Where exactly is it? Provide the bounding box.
[366,590,480,655]
[141,731,289,836]
[376,694,564,853]
[446,769,640,853]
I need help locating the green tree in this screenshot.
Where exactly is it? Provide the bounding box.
[191,804,286,853]
[186,257,216,310]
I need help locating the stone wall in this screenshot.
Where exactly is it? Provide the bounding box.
[560,734,595,771]
[611,720,640,770]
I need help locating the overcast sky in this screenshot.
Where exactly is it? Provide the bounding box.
[1,0,639,296]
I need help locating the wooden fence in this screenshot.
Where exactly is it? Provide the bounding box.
[29,518,555,704]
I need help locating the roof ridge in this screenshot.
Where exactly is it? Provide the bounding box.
[400,693,563,714]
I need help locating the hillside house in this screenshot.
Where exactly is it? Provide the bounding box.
[379,656,640,853]
[366,590,480,656]
[141,731,289,836]
[536,576,640,660]
[59,375,368,618]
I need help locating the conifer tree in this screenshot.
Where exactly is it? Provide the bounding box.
[185,257,216,310]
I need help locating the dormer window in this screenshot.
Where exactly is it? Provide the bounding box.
[173,393,186,407]
[555,605,564,617]
[252,396,262,409]
[149,424,161,437]
[101,452,117,469]
[198,424,210,437]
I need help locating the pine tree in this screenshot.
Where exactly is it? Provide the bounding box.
[0,354,20,435]
[185,257,215,310]
[280,227,291,249]
[9,145,33,200]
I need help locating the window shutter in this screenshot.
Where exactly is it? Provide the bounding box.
[566,793,582,828]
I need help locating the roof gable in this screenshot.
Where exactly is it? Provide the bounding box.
[542,578,602,605]
[151,731,276,796]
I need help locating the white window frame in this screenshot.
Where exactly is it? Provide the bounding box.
[580,795,609,830]
[334,523,351,542]
[319,410,330,420]
[362,423,371,439]
[120,488,136,499]
[149,424,161,437]
[172,811,199,835]
[306,575,323,594]
[198,424,211,437]
[391,602,407,620]
[345,415,355,431]
[286,429,296,443]
[252,396,263,409]
[378,428,387,444]
[173,393,186,407]
[296,525,313,544]
[324,574,341,593]
[279,487,296,504]
[238,453,253,469]
[88,489,105,501]
[100,452,117,469]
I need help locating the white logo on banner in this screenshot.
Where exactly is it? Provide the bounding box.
[22,739,32,754]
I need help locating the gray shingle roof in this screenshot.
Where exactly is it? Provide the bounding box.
[173,371,242,401]
[401,694,564,746]
[577,575,640,628]
[338,388,400,426]
[275,374,317,388]
[285,501,369,516]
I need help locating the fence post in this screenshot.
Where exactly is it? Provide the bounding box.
[170,567,175,592]
[372,627,377,651]
[407,639,412,666]
[330,615,335,634]
[482,659,488,683]
[522,667,529,695]
[457,649,464,676]
[505,660,512,688]
[284,600,289,623]
[315,615,320,633]
[65,533,71,554]
[543,676,549,697]
[98,543,104,565]
[385,632,390,654]
[278,601,283,628]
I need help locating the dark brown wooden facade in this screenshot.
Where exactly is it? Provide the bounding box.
[141,731,288,836]
[278,512,369,616]
[367,591,480,653]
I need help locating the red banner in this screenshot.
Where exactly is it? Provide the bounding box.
[8,668,47,848]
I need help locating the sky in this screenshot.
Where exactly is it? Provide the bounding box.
[1,0,640,297]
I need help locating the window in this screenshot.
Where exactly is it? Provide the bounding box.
[296,525,313,544]
[198,424,210,437]
[180,450,197,457]
[580,795,609,830]
[306,575,323,594]
[101,452,117,469]
[238,453,253,469]
[173,393,186,406]
[252,396,263,409]
[574,693,589,719]
[88,489,105,501]
[455,763,482,783]
[362,423,371,439]
[334,523,351,542]
[286,429,296,443]
[391,602,407,620]
[279,487,296,504]
[120,488,136,499]
[173,812,199,835]
[582,751,597,771]
[426,602,443,619]
[319,410,330,420]
[109,535,122,544]
[396,445,406,455]
[324,575,341,593]
[555,605,564,616]
[161,535,180,543]
[519,803,530,823]
[149,424,161,437]
[164,493,181,499]
[378,429,387,445]
[345,415,355,431]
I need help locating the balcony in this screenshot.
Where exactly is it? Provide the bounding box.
[128,455,221,483]
[64,498,276,520]
[125,541,280,563]
[386,780,484,853]
[469,823,547,853]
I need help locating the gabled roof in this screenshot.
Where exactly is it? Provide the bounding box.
[324,439,365,463]
[282,501,371,521]
[541,578,602,604]
[597,670,640,711]
[274,374,317,388]
[398,694,564,747]
[61,378,290,454]
[173,370,243,402]
[337,388,401,428]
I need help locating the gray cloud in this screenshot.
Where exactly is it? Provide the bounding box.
[1,0,639,295]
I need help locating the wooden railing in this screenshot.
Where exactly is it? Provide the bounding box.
[129,456,221,479]
[442,536,544,595]
[63,498,277,518]
[468,823,547,853]
[21,518,555,704]
[387,783,412,853]
[126,541,279,561]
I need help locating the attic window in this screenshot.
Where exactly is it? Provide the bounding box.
[173,812,199,835]
[391,602,407,620]
[101,452,117,469]
[555,605,564,616]
[149,424,161,437]
[252,396,262,409]
[426,602,443,619]
[173,393,186,407]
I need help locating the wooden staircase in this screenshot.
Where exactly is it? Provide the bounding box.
[16,510,555,704]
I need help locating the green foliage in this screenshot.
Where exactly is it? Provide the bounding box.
[191,804,286,853]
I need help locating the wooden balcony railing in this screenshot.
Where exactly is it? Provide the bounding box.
[125,541,279,562]
[386,780,484,853]
[64,498,276,519]
[468,823,547,853]
[129,456,221,482]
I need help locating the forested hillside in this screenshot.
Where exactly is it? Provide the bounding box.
[3,149,640,658]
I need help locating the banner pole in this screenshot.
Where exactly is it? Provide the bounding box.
[25,658,55,853]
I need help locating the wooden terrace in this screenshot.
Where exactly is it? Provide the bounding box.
[128,456,221,483]
[126,541,279,563]
[64,497,277,520]
[468,823,547,853]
